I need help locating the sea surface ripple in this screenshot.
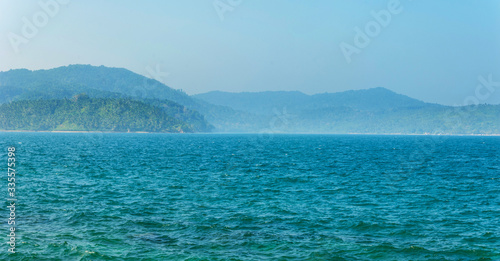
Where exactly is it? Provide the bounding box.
[0,133,498,260]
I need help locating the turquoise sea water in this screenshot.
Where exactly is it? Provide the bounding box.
[0,133,499,260]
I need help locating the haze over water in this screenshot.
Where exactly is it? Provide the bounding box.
[1,133,499,260]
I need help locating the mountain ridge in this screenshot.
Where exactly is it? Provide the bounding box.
[193,87,441,116]
[0,65,261,132]
[1,64,498,134]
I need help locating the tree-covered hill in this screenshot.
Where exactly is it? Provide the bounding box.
[0,66,188,102]
[1,65,498,134]
[0,96,212,133]
[0,65,255,132]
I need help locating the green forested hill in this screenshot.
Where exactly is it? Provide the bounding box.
[1,65,498,134]
[0,65,196,106]
[0,96,212,133]
[0,65,255,131]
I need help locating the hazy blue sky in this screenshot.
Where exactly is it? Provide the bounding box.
[1,0,499,105]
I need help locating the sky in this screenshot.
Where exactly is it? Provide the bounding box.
[1,0,499,105]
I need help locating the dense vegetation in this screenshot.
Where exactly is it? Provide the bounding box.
[1,65,498,134]
[0,95,212,133]
[0,65,248,131]
[0,65,205,108]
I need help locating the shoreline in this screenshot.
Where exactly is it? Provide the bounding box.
[1,130,499,136]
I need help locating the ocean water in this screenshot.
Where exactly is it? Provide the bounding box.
[0,133,499,260]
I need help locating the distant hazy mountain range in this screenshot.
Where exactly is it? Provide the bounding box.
[0,65,498,134]
[193,88,438,116]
